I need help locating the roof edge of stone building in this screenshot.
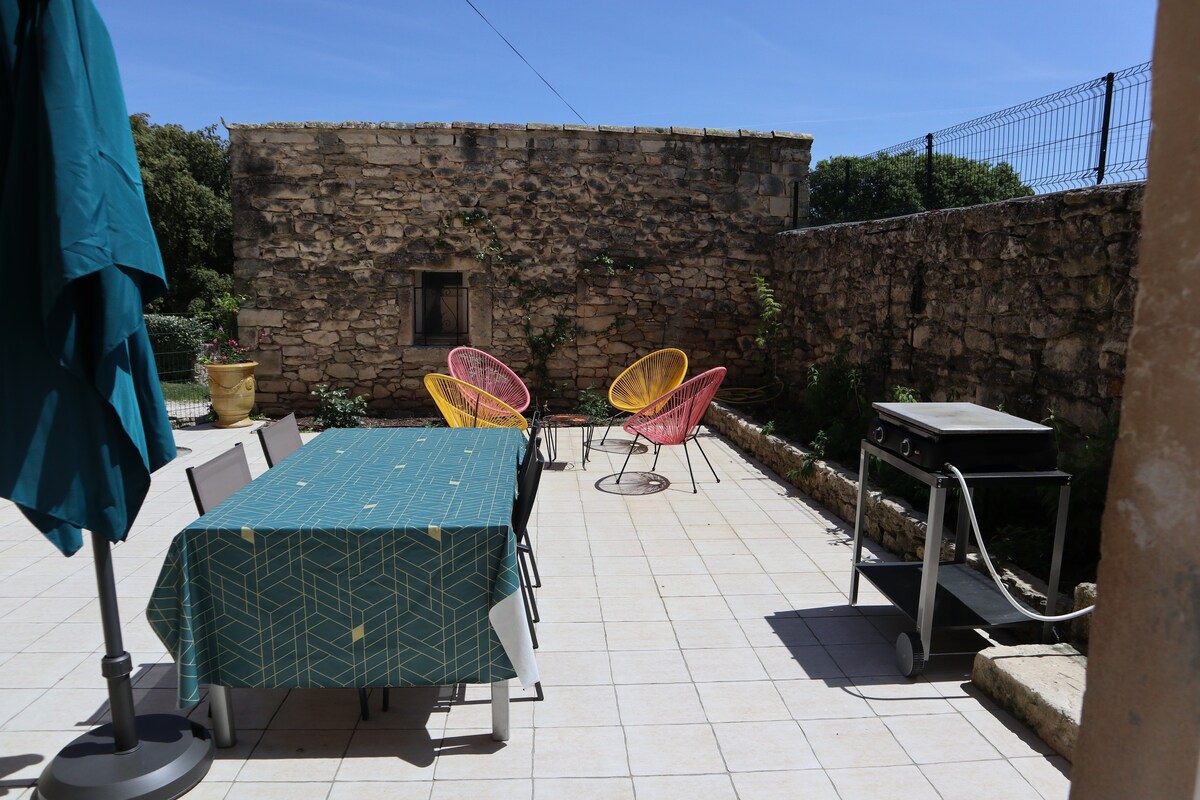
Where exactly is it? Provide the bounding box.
[224,121,814,141]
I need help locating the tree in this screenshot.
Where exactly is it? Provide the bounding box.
[130,114,233,314]
[809,151,1034,225]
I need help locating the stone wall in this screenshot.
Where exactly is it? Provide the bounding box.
[769,184,1143,433]
[229,121,812,415]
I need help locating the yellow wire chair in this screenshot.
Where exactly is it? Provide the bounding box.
[423,373,528,431]
[600,348,689,444]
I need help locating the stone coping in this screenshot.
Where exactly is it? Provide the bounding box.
[225,120,814,140]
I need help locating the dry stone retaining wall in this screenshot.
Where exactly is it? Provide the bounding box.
[769,184,1143,434]
[229,121,812,415]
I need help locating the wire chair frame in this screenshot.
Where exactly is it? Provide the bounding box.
[616,367,727,493]
[423,373,528,430]
[448,347,531,413]
[600,348,688,445]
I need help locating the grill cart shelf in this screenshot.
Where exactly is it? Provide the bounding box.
[850,403,1072,677]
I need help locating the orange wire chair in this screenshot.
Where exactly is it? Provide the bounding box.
[601,348,689,444]
[616,367,727,493]
[448,347,531,413]
[423,373,528,430]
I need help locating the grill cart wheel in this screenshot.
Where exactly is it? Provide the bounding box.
[897,631,926,677]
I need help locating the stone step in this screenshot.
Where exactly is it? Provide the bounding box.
[972,643,1086,761]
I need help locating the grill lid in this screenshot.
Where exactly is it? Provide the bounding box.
[872,402,1051,437]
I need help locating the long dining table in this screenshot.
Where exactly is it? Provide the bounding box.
[147,426,539,745]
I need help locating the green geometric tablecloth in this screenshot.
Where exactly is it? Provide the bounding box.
[147,427,534,706]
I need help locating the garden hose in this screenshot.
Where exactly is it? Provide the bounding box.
[947,464,1095,623]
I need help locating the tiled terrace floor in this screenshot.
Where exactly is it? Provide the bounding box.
[0,422,1071,799]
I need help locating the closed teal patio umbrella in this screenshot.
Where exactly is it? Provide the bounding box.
[0,0,212,796]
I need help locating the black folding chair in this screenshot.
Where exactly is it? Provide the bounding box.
[511,444,546,701]
[256,412,303,467]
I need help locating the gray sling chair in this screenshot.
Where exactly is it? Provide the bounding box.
[255,412,302,467]
[189,436,384,722]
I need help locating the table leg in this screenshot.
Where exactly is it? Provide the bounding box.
[491,680,510,742]
[208,684,236,748]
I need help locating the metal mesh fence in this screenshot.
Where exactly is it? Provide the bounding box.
[805,62,1151,225]
[146,316,211,427]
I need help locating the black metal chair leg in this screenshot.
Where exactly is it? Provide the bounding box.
[520,575,539,649]
[358,688,370,721]
[692,434,720,483]
[615,433,640,484]
[519,531,542,589]
[683,439,698,493]
[651,443,662,472]
[518,548,541,623]
[533,681,544,701]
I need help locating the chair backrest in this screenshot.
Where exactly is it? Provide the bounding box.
[424,373,528,431]
[256,412,303,468]
[448,347,531,412]
[623,367,727,446]
[512,447,545,537]
[185,443,252,516]
[520,418,543,480]
[608,348,689,415]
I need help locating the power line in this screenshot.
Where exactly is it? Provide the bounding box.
[461,0,587,125]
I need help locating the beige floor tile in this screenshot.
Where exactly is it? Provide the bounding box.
[0,688,43,727]
[960,708,1057,758]
[0,729,82,781]
[0,622,68,652]
[710,573,778,595]
[738,616,813,648]
[533,650,613,686]
[533,685,619,727]
[180,781,233,800]
[527,596,603,624]
[534,622,607,652]
[604,621,678,651]
[0,651,90,688]
[849,677,957,716]
[774,677,875,720]
[608,650,691,685]
[663,597,733,622]
[335,728,440,782]
[695,681,789,723]
[625,723,723,776]
[653,574,719,596]
[639,539,699,557]
[700,555,764,575]
[532,778,633,800]
[430,778,530,799]
[711,720,819,771]
[826,764,941,800]
[533,725,629,778]
[434,732,533,780]
[723,593,794,620]
[632,773,736,799]
[237,728,352,782]
[670,619,748,649]
[785,593,856,616]
[753,645,843,681]
[1008,755,1073,800]
[223,782,333,800]
[731,768,841,800]
[806,615,890,645]
[594,576,660,596]
[599,595,668,622]
[692,540,750,556]
[645,555,709,576]
[269,688,367,730]
[882,713,1002,764]
[615,683,706,726]
[921,759,1044,799]
[442,692,532,732]
[824,642,899,677]
[204,729,266,782]
[541,557,595,577]
[328,781,432,799]
[535,576,597,598]
[592,557,652,577]
[681,648,767,682]
[3,687,108,730]
[800,718,912,769]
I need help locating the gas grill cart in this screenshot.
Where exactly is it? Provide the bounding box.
[849,402,1071,677]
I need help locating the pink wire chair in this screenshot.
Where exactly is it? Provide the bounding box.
[616,367,727,493]
[448,347,531,413]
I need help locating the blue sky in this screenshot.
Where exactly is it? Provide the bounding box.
[94,0,1158,163]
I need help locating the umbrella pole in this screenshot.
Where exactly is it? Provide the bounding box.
[35,534,213,799]
[91,531,140,752]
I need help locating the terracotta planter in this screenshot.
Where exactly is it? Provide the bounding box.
[205,362,258,428]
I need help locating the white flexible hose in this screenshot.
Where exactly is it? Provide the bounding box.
[946,464,1095,623]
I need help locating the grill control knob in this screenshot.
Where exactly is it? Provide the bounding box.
[872,425,886,444]
[900,437,913,457]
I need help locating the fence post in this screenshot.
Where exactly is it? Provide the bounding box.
[1096,71,1116,184]
[924,133,934,210]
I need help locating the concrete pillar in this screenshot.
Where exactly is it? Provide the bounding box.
[1070,2,1200,798]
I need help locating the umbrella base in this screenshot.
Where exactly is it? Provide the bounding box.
[36,714,213,800]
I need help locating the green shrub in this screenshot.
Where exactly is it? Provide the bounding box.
[145,314,208,356]
[574,385,613,419]
[312,385,368,429]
